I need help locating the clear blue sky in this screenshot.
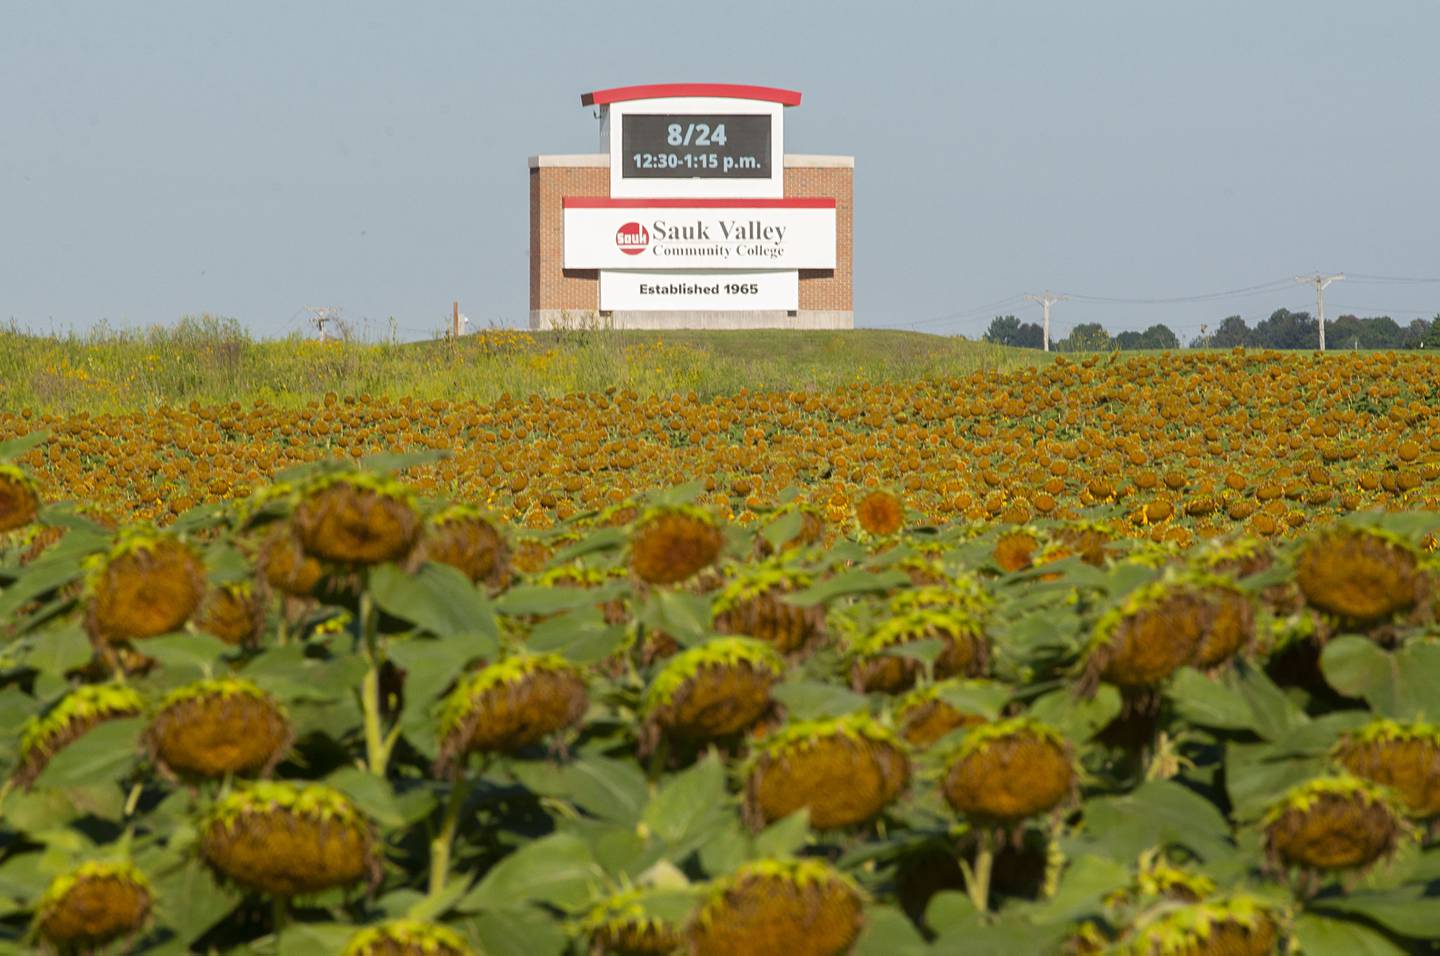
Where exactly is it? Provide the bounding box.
[3,1,1437,341]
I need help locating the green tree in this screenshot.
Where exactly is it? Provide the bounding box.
[1060,323,1113,352]
[983,315,1022,346]
[1211,315,1251,348]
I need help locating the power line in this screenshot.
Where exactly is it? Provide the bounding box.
[1346,274,1440,284]
[1057,278,1296,305]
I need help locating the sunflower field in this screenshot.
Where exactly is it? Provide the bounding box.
[0,349,1439,955]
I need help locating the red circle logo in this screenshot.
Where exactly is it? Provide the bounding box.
[615,222,649,255]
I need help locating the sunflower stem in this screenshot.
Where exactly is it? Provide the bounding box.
[965,829,995,914]
[429,776,470,898]
[272,896,287,947]
[358,590,390,776]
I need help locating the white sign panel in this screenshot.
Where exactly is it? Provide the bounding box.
[564,199,835,270]
[601,269,798,311]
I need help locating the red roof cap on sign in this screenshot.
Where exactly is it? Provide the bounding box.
[580,84,803,107]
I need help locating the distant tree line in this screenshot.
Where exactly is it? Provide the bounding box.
[983,309,1440,352]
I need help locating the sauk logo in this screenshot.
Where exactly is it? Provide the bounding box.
[615,222,649,255]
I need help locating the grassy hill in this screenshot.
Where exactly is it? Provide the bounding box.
[0,319,1044,414]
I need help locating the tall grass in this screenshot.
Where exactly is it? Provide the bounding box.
[0,315,1044,413]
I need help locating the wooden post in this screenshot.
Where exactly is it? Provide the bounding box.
[453,301,460,339]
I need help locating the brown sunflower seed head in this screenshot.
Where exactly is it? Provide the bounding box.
[293,474,420,565]
[196,581,265,646]
[591,919,684,956]
[1262,776,1407,873]
[340,918,473,956]
[1086,581,1223,691]
[35,861,152,950]
[643,638,784,743]
[87,530,206,643]
[855,490,904,537]
[745,716,910,830]
[415,506,511,590]
[145,678,291,781]
[435,656,588,773]
[898,697,986,749]
[259,522,326,597]
[0,463,41,533]
[941,718,1076,825]
[1190,587,1255,670]
[993,530,1039,572]
[688,859,865,956]
[713,587,823,655]
[1333,720,1440,819]
[14,683,145,790]
[1295,527,1422,626]
[200,782,379,897]
[628,508,724,585]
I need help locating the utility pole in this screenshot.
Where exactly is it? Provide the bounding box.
[1025,292,1068,352]
[1295,273,1344,351]
[305,306,340,342]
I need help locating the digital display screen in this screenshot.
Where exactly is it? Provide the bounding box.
[621,113,771,179]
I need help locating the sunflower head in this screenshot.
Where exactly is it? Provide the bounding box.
[855,490,904,537]
[1332,719,1440,819]
[200,781,379,897]
[340,918,472,956]
[15,682,145,789]
[627,506,725,586]
[196,581,265,646]
[687,859,865,956]
[1262,774,1410,875]
[744,713,910,831]
[416,503,511,590]
[0,462,41,533]
[259,521,326,597]
[34,860,152,951]
[894,679,1000,748]
[1295,526,1422,626]
[940,717,1076,825]
[145,677,291,781]
[643,637,784,743]
[292,472,420,565]
[1119,893,1284,956]
[435,655,588,773]
[577,886,696,956]
[86,527,206,642]
[712,559,822,654]
[849,604,989,694]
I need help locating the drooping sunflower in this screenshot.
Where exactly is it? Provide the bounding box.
[86,528,206,643]
[711,559,823,654]
[144,678,291,782]
[642,637,784,746]
[195,581,265,646]
[434,655,587,774]
[577,885,696,956]
[940,717,1076,826]
[1262,775,1409,876]
[340,919,473,956]
[292,472,420,565]
[687,859,864,956]
[628,507,725,586]
[33,861,152,952]
[200,781,380,897]
[14,682,145,789]
[1295,526,1423,626]
[1332,719,1440,819]
[414,503,511,591]
[0,462,40,533]
[744,713,910,830]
